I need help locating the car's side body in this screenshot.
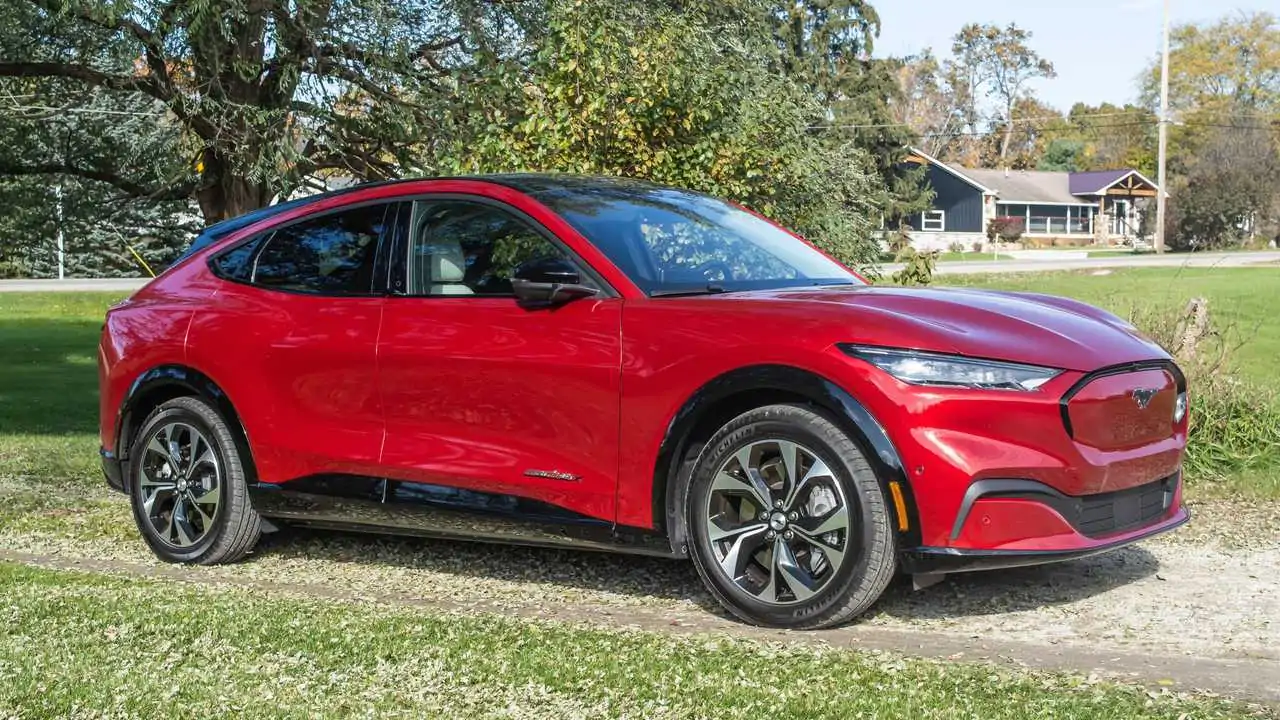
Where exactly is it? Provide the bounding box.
[99,176,1188,584]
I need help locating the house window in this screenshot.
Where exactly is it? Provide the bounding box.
[921,210,945,232]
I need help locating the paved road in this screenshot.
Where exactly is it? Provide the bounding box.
[0,277,151,293]
[919,249,1280,276]
[0,251,1275,293]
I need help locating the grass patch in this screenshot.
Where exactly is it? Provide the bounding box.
[0,561,1260,719]
[0,292,122,485]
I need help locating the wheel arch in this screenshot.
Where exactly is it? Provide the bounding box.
[652,364,922,554]
[116,365,255,491]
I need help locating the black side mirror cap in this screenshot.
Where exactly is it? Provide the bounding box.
[512,257,599,308]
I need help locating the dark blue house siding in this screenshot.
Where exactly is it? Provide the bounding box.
[918,164,984,233]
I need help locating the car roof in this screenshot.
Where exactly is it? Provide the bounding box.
[177,174,678,261]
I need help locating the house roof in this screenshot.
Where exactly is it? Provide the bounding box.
[953,167,1085,204]
[907,147,1161,205]
[1069,170,1131,195]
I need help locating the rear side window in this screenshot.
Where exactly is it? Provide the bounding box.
[211,234,266,282]
[251,204,389,295]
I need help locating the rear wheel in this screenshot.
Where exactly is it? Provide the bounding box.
[127,396,262,564]
[685,404,896,628]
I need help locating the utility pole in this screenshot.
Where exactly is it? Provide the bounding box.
[55,184,65,280]
[1154,0,1171,254]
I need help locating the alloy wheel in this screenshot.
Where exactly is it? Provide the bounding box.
[137,422,222,548]
[704,439,854,605]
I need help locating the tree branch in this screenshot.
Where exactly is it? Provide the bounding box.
[0,160,194,201]
[0,61,165,99]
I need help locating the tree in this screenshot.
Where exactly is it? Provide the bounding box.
[0,5,196,277]
[888,51,964,158]
[951,23,1055,163]
[1165,121,1280,250]
[765,0,931,222]
[1,0,540,224]
[441,0,886,268]
[1037,139,1085,172]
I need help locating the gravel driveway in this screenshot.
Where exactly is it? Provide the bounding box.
[2,494,1278,701]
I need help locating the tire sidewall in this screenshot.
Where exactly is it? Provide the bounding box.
[685,406,889,628]
[127,403,235,563]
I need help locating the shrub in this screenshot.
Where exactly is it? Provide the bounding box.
[948,241,965,254]
[890,248,937,286]
[971,241,984,253]
[986,216,1024,243]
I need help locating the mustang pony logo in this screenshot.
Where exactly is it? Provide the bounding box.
[1131,388,1158,409]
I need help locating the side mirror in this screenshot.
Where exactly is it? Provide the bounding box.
[511,256,599,308]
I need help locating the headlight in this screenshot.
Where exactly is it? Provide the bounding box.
[1174,391,1188,423]
[841,345,1062,391]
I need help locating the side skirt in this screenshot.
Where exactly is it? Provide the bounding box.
[248,475,683,559]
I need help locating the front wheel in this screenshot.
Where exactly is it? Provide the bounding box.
[685,404,896,628]
[126,396,262,564]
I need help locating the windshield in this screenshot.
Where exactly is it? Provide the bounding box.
[532,185,861,295]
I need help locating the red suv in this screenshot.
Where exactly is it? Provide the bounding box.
[98,176,1189,628]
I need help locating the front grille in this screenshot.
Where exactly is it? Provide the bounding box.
[1073,474,1178,538]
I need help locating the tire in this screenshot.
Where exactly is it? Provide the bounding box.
[126,396,262,564]
[685,403,896,628]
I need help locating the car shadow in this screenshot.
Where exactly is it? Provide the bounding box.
[873,545,1161,621]
[251,526,1161,624]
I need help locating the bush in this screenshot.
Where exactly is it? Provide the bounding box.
[948,241,965,254]
[971,241,984,253]
[890,248,937,286]
[986,216,1023,243]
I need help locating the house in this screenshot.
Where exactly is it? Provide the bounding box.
[897,148,1161,251]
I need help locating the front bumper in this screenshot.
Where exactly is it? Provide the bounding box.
[100,447,125,494]
[900,504,1189,574]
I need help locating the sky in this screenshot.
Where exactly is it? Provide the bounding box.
[874,0,1280,111]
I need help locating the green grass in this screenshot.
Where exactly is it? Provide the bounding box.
[940,268,1280,390]
[0,293,122,485]
[0,562,1259,720]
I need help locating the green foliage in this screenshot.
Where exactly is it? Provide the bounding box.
[1164,123,1280,250]
[1037,139,1085,171]
[435,0,883,269]
[889,247,936,286]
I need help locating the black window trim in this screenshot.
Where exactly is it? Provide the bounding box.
[387,193,620,300]
[207,199,399,298]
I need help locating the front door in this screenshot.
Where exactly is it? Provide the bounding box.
[376,198,623,521]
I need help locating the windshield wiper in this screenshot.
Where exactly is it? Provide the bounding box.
[648,283,728,298]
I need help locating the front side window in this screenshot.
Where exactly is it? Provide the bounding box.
[530,185,861,295]
[408,201,583,296]
[251,203,389,295]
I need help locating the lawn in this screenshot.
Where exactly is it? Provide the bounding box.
[0,561,1258,720]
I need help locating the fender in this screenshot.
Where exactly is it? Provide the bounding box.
[654,364,923,554]
[113,365,251,490]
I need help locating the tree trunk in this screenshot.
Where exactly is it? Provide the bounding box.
[194,150,274,226]
[999,101,1014,162]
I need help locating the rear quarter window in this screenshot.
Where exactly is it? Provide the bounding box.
[210,234,268,282]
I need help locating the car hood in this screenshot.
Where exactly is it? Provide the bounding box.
[744,285,1170,372]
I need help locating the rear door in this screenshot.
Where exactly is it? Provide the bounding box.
[376,197,623,521]
[187,201,395,484]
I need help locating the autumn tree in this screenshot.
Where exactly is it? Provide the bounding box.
[951,23,1055,163]
[1165,121,1280,250]
[888,51,964,158]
